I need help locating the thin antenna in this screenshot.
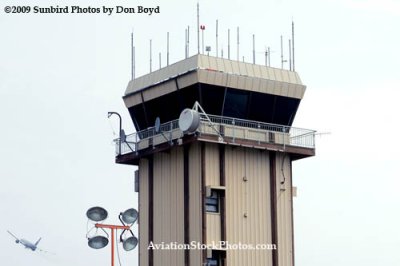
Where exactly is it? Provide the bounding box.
[242,56,244,62]
[133,46,136,79]
[167,32,170,66]
[216,20,219,57]
[237,27,239,61]
[280,35,283,69]
[187,26,190,57]
[228,29,230,60]
[252,34,255,64]
[268,47,271,66]
[289,39,292,71]
[201,25,205,54]
[197,2,200,54]
[185,28,188,58]
[221,49,223,58]
[265,48,267,66]
[292,20,295,71]
[131,31,135,80]
[159,52,161,69]
[150,39,152,72]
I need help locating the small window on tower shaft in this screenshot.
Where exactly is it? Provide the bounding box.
[205,191,219,213]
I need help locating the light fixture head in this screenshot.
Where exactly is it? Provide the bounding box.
[107,112,112,118]
[122,235,138,251]
[88,236,109,249]
[121,208,138,224]
[86,206,108,222]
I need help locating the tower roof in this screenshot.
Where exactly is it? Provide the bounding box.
[123,54,307,131]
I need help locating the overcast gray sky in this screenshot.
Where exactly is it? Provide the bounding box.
[1,0,399,265]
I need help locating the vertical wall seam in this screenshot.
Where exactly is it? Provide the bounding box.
[270,152,278,266]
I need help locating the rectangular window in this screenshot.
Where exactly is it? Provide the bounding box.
[206,258,219,266]
[205,191,219,213]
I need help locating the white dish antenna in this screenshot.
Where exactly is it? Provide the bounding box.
[179,109,200,133]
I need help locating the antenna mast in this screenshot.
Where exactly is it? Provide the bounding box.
[197,2,200,54]
[150,39,152,72]
[131,31,135,80]
[216,20,219,57]
[252,34,255,64]
[289,39,292,71]
[167,32,170,66]
[237,27,239,61]
[292,20,295,71]
[228,29,230,60]
[187,26,190,57]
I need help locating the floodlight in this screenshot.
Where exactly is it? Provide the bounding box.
[86,206,108,222]
[121,208,138,224]
[122,235,138,251]
[88,235,109,249]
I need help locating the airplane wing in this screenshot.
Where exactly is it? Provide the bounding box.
[7,230,19,241]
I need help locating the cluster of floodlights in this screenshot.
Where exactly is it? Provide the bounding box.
[86,207,138,252]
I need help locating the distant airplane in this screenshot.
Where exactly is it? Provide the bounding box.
[7,230,48,252]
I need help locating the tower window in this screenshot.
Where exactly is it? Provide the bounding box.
[206,258,219,266]
[205,191,219,213]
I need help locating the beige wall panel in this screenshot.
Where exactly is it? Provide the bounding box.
[189,143,203,266]
[275,153,294,266]
[197,69,208,84]
[206,213,221,244]
[208,57,218,70]
[225,146,272,266]
[206,71,217,86]
[288,71,297,83]
[244,76,253,91]
[245,63,254,77]
[287,83,297,98]
[142,80,175,101]
[139,159,149,266]
[253,65,262,79]
[281,81,290,97]
[123,94,143,108]
[274,69,282,82]
[238,62,247,76]
[251,77,261,92]
[267,67,276,80]
[205,143,220,187]
[231,62,240,75]
[214,72,227,87]
[216,57,226,72]
[153,147,185,266]
[237,76,246,91]
[177,72,198,89]
[199,55,210,69]
[227,75,238,89]
[281,70,290,83]
[273,80,283,97]
[223,60,234,74]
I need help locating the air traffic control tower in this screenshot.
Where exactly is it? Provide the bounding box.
[115,54,315,266]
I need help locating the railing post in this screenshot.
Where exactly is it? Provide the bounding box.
[232,119,235,143]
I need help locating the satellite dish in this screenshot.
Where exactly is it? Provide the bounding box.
[121,208,138,224]
[154,117,161,133]
[88,236,109,249]
[122,235,138,251]
[86,206,108,222]
[179,109,200,133]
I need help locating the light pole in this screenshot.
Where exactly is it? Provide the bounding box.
[86,207,138,266]
[107,112,122,155]
[94,223,130,266]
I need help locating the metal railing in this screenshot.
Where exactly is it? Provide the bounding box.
[115,115,315,156]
